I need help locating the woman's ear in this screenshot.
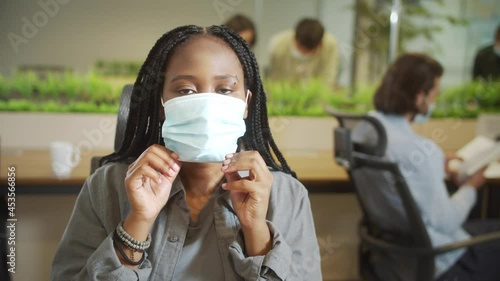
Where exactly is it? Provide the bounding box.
[415,91,427,110]
[243,90,252,119]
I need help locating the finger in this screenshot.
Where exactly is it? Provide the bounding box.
[224,170,243,183]
[147,145,182,172]
[127,163,164,186]
[222,180,257,194]
[222,152,268,180]
[131,146,181,177]
[222,154,240,182]
[222,154,254,182]
[142,152,181,178]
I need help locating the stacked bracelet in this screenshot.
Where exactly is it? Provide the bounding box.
[113,222,151,265]
[116,222,152,251]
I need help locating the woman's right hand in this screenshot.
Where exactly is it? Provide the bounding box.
[464,166,487,190]
[124,144,182,225]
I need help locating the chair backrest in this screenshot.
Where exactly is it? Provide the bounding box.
[326,108,434,281]
[90,84,133,174]
[114,84,133,152]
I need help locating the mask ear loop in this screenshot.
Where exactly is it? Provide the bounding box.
[160,97,165,107]
[244,89,250,105]
[237,89,251,153]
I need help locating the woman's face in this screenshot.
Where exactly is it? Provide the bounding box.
[238,29,255,47]
[162,36,249,107]
[416,77,441,114]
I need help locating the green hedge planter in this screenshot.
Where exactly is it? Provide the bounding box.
[0,71,122,113]
[0,72,498,118]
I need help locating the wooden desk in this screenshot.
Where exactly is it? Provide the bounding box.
[0,149,112,194]
[282,150,351,192]
[0,148,350,194]
[1,148,498,193]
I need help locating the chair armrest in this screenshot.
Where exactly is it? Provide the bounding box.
[360,227,435,256]
[431,231,500,255]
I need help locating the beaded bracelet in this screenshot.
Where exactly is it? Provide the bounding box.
[113,222,151,265]
[113,231,145,266]
[116,222,152,251]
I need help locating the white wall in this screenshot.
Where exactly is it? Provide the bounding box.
[0,0,254,74]
[0,0,356,86]
[405,0,500,87]
[1,0,498,88]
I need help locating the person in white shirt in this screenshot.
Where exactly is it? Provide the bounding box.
[367,53,500,281]
[266,18,339,88]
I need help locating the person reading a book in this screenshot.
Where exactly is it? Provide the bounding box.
[49,25,322,280]
[356,53,500,281]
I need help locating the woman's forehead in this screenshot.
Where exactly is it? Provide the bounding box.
[165,36,244,79]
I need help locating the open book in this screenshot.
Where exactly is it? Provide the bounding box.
[449,135,500,181]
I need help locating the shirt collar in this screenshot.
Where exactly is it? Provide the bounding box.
[168,175,228,201]
[371,110,414,133]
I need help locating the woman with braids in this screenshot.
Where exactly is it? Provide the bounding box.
[50,25,322,281]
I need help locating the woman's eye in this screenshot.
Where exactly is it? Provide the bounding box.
[217,88,233,95]
[178,89,196,95]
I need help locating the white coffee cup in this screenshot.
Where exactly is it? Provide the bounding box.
[49,141,81,179]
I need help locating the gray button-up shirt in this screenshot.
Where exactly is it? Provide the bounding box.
[50,162,322,281]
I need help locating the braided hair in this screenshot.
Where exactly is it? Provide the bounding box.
[101,25,295,177]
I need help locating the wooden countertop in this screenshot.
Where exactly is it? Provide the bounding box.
[0,148,348,193]
[1,148,498,194]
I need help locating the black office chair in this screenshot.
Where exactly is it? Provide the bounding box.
[90,84,133,174]
[326,107,500,281]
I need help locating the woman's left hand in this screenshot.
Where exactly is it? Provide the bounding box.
[221,150,273,228]
[445,153,463,185]
[221,150,274,256]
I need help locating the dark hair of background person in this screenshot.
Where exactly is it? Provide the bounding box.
[223,14,257,47]
[295,18,325,50]
[373,53,444,115]
[100,25,294,177]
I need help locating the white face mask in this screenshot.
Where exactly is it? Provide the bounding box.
[290,45,311,61]
[161,92,248,162]
[413,102,435,124]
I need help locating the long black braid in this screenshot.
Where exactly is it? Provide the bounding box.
[101,25,295,177]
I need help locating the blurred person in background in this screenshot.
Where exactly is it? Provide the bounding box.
[266,18,339,88]
[472,23,500,81]
[223,14,257,49]
[356,53,500,281]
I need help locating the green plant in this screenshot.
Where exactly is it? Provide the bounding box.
[0,70,124,113]
[265,79,374,116]
[61,72,86,100]
[434,80,500,118]
[9,72,39,99]
[93,59,142,77]
[0,99,38,111]
[38,73,63,99]
[0,99,120,113]
[0,74,9,100]
[86,72,114,103]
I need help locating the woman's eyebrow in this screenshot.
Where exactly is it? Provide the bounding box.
[170,75,197,83]
[214,74,239,82]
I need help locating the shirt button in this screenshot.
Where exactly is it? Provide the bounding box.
[168,235,179,243]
